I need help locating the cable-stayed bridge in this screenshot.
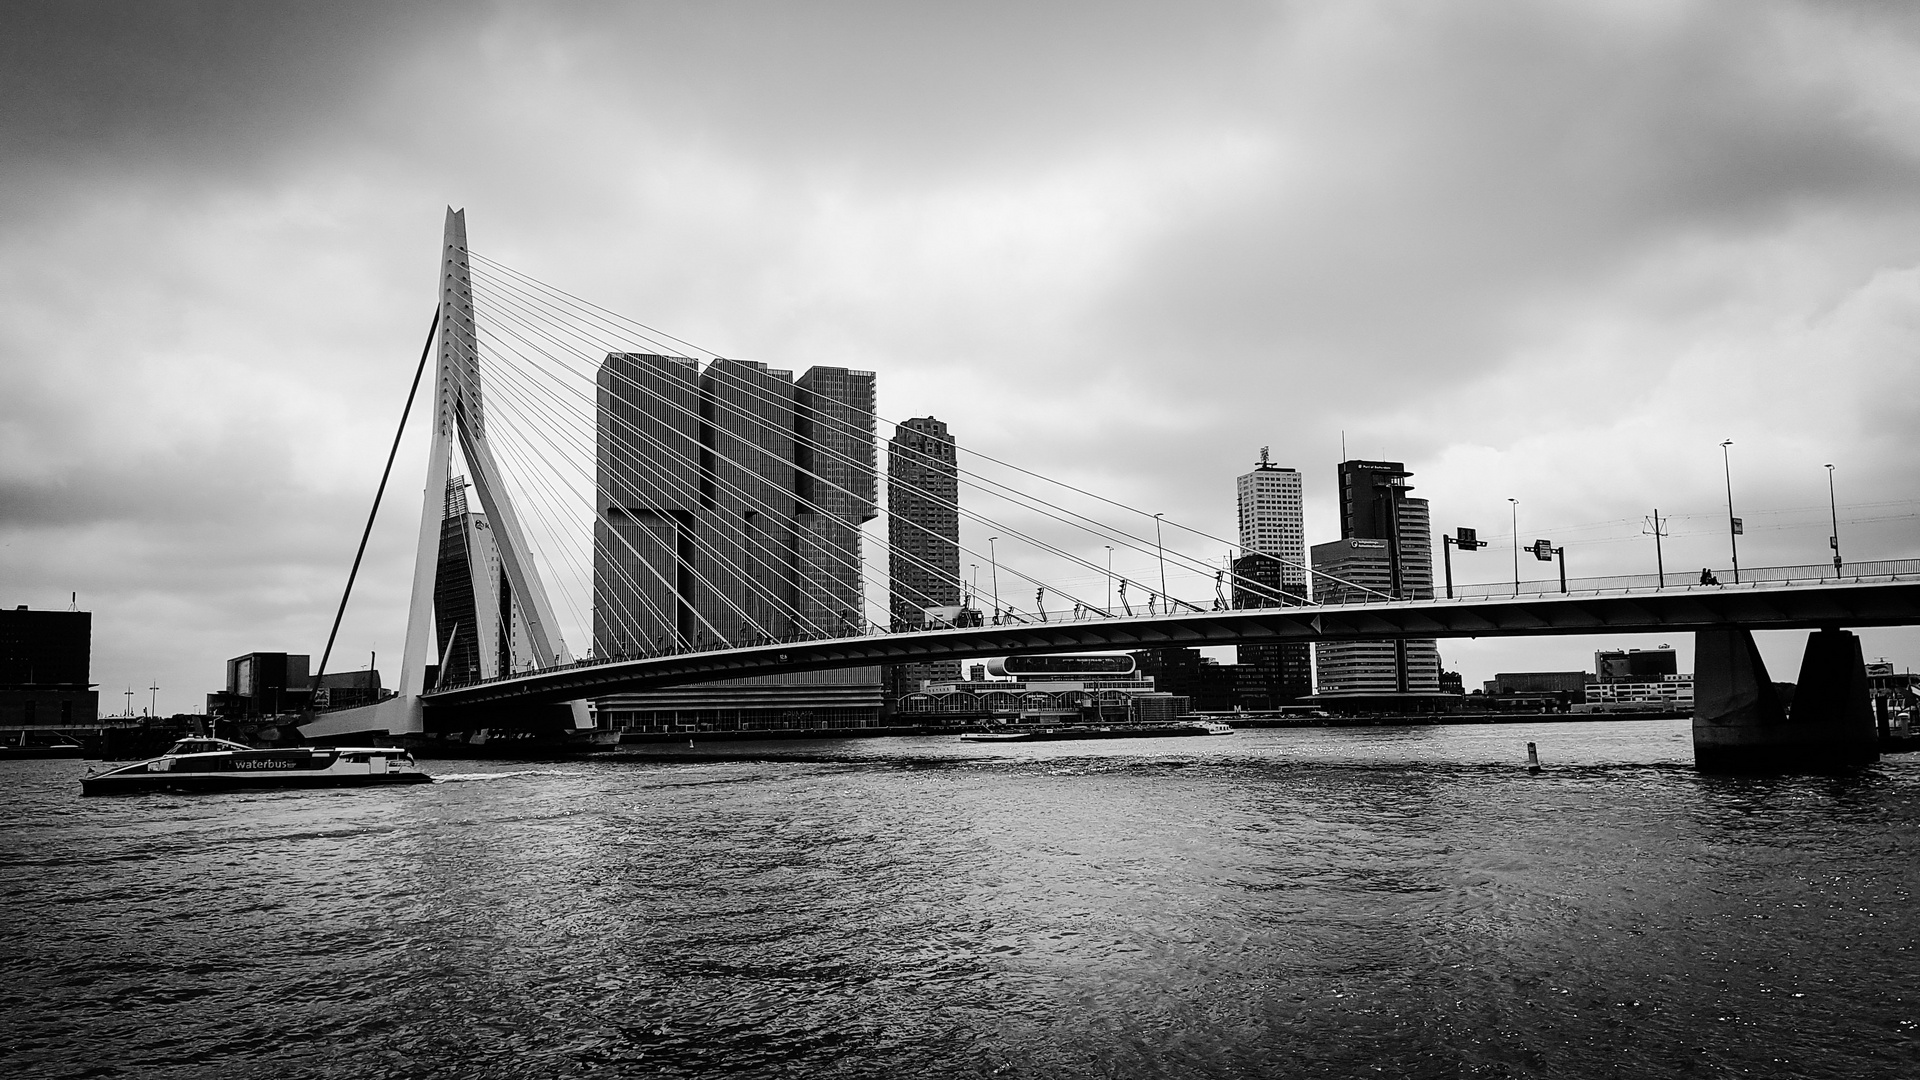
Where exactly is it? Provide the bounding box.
[301,210,1920,769]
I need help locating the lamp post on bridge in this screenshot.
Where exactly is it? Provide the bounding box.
[1105,545,1121,614]
[1826,463,1842,575]
[1720,439,1741,584]
[1508,499,1519,597]
[988,537,1000,620]
[1152,513,1168,607]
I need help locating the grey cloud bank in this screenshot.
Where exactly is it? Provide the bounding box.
[2,1,1917,709]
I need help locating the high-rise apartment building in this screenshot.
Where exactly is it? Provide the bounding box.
[1232,452,1310,705]
[885,417,963,698]
[1311,459,1443,701]
[1236,454,1305,586]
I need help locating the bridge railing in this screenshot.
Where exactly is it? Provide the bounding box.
[423,558,1919,694]
[1429,557,1920,603]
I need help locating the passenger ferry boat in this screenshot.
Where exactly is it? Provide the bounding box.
[81,737,432,795]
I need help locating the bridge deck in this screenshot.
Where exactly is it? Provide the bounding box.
[421,575,1920,711]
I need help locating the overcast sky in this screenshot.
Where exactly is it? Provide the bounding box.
[4,0,1918,714]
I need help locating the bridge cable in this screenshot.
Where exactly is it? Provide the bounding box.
[315,306,439,688]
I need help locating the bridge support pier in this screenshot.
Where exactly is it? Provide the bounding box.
[1693,628,1878,773]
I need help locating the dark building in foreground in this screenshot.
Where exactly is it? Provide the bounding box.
[1230,554,1312,707]
[206,651,384,719]
[0,606,99,726]
[207,652,310,720]
[1129,648,1234,713]
[1594,647,1678,683]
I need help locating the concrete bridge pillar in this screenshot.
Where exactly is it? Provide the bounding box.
[1693,628,1879,773]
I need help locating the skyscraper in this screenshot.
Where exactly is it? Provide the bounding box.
[795,366,879,636]
[593,355,877,652]
[1310,459,1443,701]
[590,354,884,733]
[885,416,962,697]
[1232,451,1311,705]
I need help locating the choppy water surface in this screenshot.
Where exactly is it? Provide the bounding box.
[4,719,1917,1078]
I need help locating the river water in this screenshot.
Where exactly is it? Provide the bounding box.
[3,719,1916,1079]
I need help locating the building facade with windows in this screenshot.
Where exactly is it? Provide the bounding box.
[1232,454,1312,706]
[885,416,963,699]
[592,354,883,730]
[593,355,877,653]
[433,476,532,687]
[1310,459,1444,705]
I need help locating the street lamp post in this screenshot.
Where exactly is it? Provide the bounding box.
[1720,439,1741,584]
[1826,463,1842,575]
[1508,499,1519,597]
[1105,545,1113,614]
[988,536,1000,618]
[1152,513,1169,606]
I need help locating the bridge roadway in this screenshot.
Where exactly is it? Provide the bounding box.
[421,577,1920,714]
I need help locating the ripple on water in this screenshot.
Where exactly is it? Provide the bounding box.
[2,725,1917,1078]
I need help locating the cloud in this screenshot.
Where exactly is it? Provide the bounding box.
[4,1,1919,708]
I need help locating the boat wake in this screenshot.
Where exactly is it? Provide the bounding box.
[429,769,578,783]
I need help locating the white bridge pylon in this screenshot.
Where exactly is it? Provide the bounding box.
[304,208,588,738]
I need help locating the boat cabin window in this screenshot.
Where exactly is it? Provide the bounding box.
[167,738,252,755]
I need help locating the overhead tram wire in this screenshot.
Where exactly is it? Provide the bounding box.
[461,282,1110,625]
[466,252,1380,604]
[465,278,1169,620]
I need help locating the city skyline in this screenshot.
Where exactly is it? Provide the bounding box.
[3,4,1918,710]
